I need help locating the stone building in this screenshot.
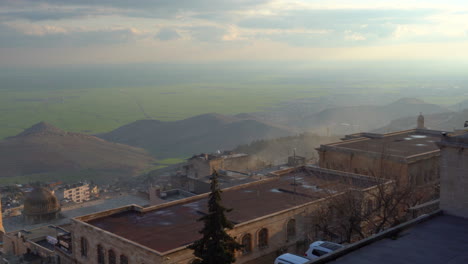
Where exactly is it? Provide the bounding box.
[438,130,468,218]
[23,188,61,224]
[148,185,195,206]
[55,166,385,264]
[186,170,261,194]
[2,225,69,264]
[184,152,266,179]
[287,155,306,167]
[317,128,443,186]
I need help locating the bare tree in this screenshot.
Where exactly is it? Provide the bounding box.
[363,139,439,234]
[311,191,366,243]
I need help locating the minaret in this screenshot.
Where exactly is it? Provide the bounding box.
[417,112,425,129]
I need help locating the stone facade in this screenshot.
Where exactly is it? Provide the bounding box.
[438,131,468,218]
[317,129,441,186]
[185,153,266,179]
[3,225,68,264]
[64,167,385,264]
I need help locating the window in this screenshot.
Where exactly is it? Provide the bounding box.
[11,242,15,255]
[286,219,296,240]
[366,200,374,215]
[80,237,88,257]
[241,234,252,254]
[120,255,128,264]
[258,228,268,248]
[97,245,105,264]
[312,249,328,257]
[109,250,116,264]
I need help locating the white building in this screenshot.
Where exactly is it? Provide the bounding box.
[63,184,90,203]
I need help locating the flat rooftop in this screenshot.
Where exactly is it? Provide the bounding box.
[84,167,380,253]
[328,214,468,264]
[4,194,148,232]
[325,130,441,157]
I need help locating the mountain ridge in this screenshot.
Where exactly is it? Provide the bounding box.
[0,122,156,182]
[98,113,296,158]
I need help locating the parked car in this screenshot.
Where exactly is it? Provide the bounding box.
[274,253,310,264]
[304,241,344,260]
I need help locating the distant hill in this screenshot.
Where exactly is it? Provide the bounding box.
[296,98,450,134]
[0,122,155,183]
[98,113,295,158]
[249,93,403,127]
[450,99,468,112]
[375,109,468,133]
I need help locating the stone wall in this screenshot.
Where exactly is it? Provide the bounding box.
[318,147,408,180]
[222,155,266,172]
[186,158,210,179]
[69,219,164,264]
[70,187,382,264]
[3,232,56,262]
[187,155,266,180]
[439,143,468,218]
[318,147,439,186]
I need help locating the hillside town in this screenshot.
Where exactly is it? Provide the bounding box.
[0,115,466,264]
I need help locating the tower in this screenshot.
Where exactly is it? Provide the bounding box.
[417,112,425,129]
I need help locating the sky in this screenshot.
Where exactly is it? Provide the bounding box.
[1,0,468,67]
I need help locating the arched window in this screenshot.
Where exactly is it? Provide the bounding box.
[258,228,268,248]
[97,245,105,264]
[287,219,296,240]
[366,199,374,215]
[120,255,128,264]
[108,249,116,264]
[80,237,88,257]
[241,234,252,254]
[11,242,16,255]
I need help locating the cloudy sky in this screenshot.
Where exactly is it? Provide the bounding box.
[1,0,468,67]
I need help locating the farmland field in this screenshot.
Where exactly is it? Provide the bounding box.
[0,84,330,139]
[1,62,467,140]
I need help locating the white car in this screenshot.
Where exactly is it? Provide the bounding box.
[304,241,344,260]
[274,253,310,264]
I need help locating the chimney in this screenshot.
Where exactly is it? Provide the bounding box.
[149,185,161,205]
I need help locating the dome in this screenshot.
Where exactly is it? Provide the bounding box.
[23,187,61,217]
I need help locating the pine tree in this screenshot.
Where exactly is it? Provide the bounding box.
[188,171,243,264]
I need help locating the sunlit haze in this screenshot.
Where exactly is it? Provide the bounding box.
[2,0,468,66]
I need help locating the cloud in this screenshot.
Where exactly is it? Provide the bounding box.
[234,9,439,46]
[344,31,366,41]
[187,26,227,42]
[0,23,139,48]
[155,28,181,41]
[238,9,436,30]
[1,0,272,20]
[2,0,468,66]
[0,8,98,21]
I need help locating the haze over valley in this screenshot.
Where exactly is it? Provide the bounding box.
[2,64,468,180]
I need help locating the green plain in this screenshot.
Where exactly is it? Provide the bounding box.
[0,84,329,139]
